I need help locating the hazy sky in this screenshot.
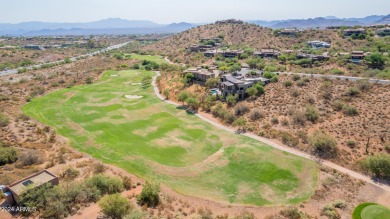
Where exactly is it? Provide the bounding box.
[1,0,390,24]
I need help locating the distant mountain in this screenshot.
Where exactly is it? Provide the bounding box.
[376,14,390,24]
[344,15,385,24]
[270,17,362,29]
[247,14,389,29]
[247,20,284,27]
[165,22,195,31]
[0,18,190,36]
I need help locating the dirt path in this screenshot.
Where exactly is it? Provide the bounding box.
[153,71,390,193]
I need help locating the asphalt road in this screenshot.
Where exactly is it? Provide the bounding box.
[0,41,131,77]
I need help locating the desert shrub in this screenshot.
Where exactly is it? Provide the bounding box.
[186,97,200,110]
[20,180,100,218]
[290,89,300,97]
[306,95,315,104]
[178,91,190,103]
[16,114,30,122]
[99,194,131,219]
[30,86,45,97]
[0,95,10,101]
[333,200,346,209]
[291,109,306,126]
[385,143,390,153]
[86,174,124,194]
[357,79,371,91]
[122,176,132,190]
[234,211,255,219]
[342,105,358,116]
[280,131,299,147]
[61,167,80,180]
[249,109,263,121]
[234,103,250,116]
[233,117,247,128]
[346,140,357,148]
[137,181,160,207]
[360,154,390,179]
[17,150,42,167]
[85,77,93,84]
[263,72,276,79]
[321,205,340,219]
[198,207,213,219]
[284,80,293,87]
[332,100,345,111]
[205,78,219,88]
[320,81,332,100]
[271,117,279,124]
[0,113,10,127]
[226,94,238,106]
[270,75,279,83]
[296,79,307,87]
[345,87,360,97]
[292,74,301,81]
[281,117,289,126]
[0,146,17,165]
[310,132,338,158]
[280,207,305,219]
[305,105,319,122]
[331,69,344,75]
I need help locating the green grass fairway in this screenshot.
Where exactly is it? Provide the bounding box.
[23,60,318,205]
[353,203,390,219]
[127,53,167,65]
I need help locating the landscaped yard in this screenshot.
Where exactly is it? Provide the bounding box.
[23,55,318,206]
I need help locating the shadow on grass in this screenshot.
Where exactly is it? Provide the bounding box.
[175,105,197,115]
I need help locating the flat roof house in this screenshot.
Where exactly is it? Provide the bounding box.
[254,49,281,59]
[184,67,219,82]
[1,170,59,206]
[350,51,367,63]
[376,27,390,36]
[297,52,330,61]
[219,70,270,99]
[343,28,366,37]
[307,41,331,48]
[278,29,298,36]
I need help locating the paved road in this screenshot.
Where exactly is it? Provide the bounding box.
[0,41,131,77]
[277,72,390,84]
[153,71,390,193]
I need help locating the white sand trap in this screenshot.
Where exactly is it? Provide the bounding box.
[125,95,143,99]
[111,74,119,77]
[131,83,142,85]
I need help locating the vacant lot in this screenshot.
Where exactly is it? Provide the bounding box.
[23,66,318,206]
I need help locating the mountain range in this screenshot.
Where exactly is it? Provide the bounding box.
[0,14,389,36]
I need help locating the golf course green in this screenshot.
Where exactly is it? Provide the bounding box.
[353,203,390,219]
[22,55,318,206]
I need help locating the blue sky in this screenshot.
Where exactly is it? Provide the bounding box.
[1,0,390,23]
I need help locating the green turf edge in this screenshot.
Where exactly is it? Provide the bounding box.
[352,203,381,219]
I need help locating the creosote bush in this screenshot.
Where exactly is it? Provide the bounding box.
[137,181,160,207]
[309,131,338,158]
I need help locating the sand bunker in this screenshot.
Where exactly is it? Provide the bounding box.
[125,95,143,99]
[110,74,119,77]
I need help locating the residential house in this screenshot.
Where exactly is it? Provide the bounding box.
[297,52,330,61]
[278,29,298,36]
[184,67,219,82]
[203,49,243,58]
[343,28,366,37]
[254,49,281,59]
[1,170,59,206]
[219,69,270,99]
[307,41,331,48]
[188,44,213,52]
[376,27,390,36]
[350,51,367,63]
[23,44,45,50]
